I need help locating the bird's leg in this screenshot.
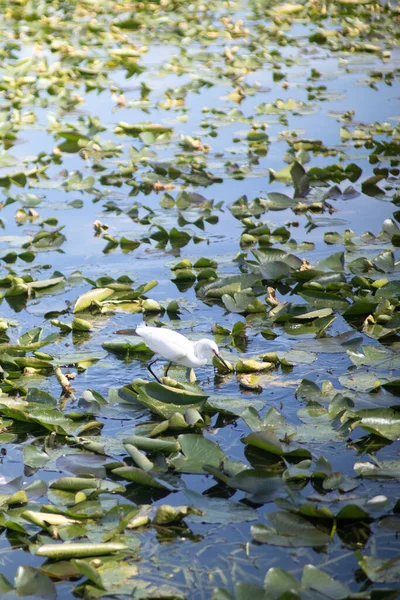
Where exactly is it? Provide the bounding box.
[165,362,172,377]
[147,359,161,383]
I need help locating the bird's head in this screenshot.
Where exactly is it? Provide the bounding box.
[195,339,229,369]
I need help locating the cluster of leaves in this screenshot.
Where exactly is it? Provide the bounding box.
[213,563,400,600]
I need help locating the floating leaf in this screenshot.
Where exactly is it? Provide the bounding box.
[134,382,209,419]
[251,512,332,547]
[74,288,114,313]
[170,434,225,473]
[354,461,400,479]
[35,543,128,559]
[14,566,56,600]
[357,555,400,583]
[184,490,257,524]
[244,431,311,460]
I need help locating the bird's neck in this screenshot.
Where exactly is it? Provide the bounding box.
[193,341,208,365]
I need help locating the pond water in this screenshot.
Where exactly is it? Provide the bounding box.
[0,0,399,598]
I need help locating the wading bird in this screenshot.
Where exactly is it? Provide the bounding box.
[136,324,229,383]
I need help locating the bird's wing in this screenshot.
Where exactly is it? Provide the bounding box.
[136,326,191,361]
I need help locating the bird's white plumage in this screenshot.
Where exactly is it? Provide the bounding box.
[136,324,227,380]
[136,325,191,362]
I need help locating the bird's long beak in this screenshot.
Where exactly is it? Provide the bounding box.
[213,350,229,370]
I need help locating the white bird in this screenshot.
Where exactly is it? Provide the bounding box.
[136,325,229,383]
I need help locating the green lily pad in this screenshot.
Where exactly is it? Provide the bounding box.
[73,288,114,313]
[354,460,400,479]
[251,512,332,547]
[14,566,56,600]
[243,431,312,460]
[134,382,209,419]
[228,470,283,503]
[184,490,257,524]
[357,555,400,583]
[170,434,225,473]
